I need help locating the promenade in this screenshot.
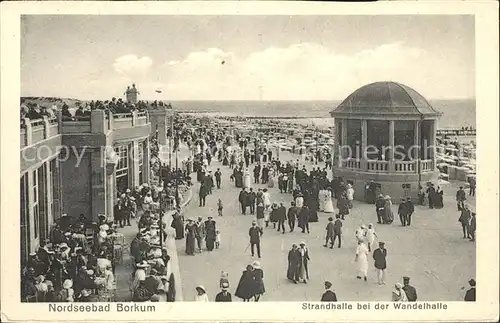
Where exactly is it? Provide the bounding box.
[176,150,476,302]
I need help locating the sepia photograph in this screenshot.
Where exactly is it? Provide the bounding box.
[2,1,498,322]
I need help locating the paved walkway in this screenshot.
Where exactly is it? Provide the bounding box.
[176,149,476,302]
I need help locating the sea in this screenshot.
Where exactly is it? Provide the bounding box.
[171,99,476,129]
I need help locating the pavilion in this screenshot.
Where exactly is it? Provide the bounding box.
[330,81,442,202]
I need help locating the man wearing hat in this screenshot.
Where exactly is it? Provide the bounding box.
[464,278,476,301]
[249,220,263,258]
[215,282,232,302]
[204,216,217,251]
[402,276,417,301]
[320,281,337,301]
[287,201,298,232]
[375,195,385,224]
[406,197,414,226]
[373,242,387,285]
[397,198,408,227]
[324,217,335,248]
[456,185,467,211]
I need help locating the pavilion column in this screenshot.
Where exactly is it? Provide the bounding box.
[414,120,420,160]
[388,120,395,172]
[429,119,437,168]
[334,120,341,168]
[341,119,347,159]
[361,119,368,170]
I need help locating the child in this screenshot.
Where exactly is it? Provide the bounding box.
[217,199,223,216]
[215,230,221,249]
[219,270,229,288]
[365,223,378,252]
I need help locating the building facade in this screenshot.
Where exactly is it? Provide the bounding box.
[20,106,172,264]
[330,81,442,202]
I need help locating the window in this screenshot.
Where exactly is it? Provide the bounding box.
[115,145,129,177]
[20,174,30,264]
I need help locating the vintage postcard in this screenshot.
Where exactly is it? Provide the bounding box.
[1,1,498,322]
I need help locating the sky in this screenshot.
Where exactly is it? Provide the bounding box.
[21,15,475,101]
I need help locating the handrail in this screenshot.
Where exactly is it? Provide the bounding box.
[113,113,133,119]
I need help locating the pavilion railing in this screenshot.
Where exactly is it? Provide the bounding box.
[341,158,434,173]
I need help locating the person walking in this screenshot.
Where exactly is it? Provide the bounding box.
[276,203,287,234]
[235,265,256,302]
[469,177,476,196]
[458,206,472,239]
[287,201,298,232]
[468,212,476,242]
[456,186,467,211]
[298,205,310,234]
[252,261,265,302]
[406,197,414,226]
[195,217,205,252]
[332,215,343,248]
[297,241,310,283]
[248,188,256,215]
[375,194,385,224]
[402,276,417,301]
[398,198,408,227]
[365,223,378,252]
[324,217,335,249]
[204,216,217,252]
[373,242,388,285]
[217,199,223,217]
[355,240,369,282]
[320,281,338,301]
[248,221,263,258]
[184,219,196,256]
[392,282,408,302]
[214,168,222,189]
[287,244,300,283]
[198,183,207,207]
[239,188,248,215]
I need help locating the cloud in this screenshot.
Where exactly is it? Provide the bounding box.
[113,55,153,79]
[159,42,456,100]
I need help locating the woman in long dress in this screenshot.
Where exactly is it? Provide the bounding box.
[286,244,299,283]
[171,213,185,240]
[184,219,196,255]
[383,196,394,224]
[318,190,326,211]
[324,190,335,213]
[235,265,256,302]
[355,240,369,282]
[295,193,304,208]
[297,243,310,283]
[243,169,251,189]
[252,261,265,302]
[267,168,275,188]
[392,283,408,301]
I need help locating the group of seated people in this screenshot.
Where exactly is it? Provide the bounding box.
[21,213,123,302]
[20,98,174,124]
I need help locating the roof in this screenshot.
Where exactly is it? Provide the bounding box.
[331,82,442,118]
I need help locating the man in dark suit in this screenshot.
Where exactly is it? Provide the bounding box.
[247,188,256,215]
[253,164,261,184]
[276,202,287,234]
[215,282,232,302]
[214,168,222,189]
[402,276,417,301]
[456,186,467,211]
[239,188,248,215]
[468,177,476,196]
[406,197,414,226]
[320,281,338,301]
[464,279,476,301]
[287,201,298,232]
[249,221,263,258]
[398,198,408,227]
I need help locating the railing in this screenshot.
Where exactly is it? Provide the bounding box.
[113,113,133,119]
[61,121,92,133]
[20,117,61,148]
[367,160,389,172]
[420,159,433,172]
[394,161,416,173]
[340,158,434,173]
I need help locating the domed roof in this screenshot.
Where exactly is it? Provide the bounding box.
[331,82,441,118]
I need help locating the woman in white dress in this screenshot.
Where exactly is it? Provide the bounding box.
[318,190,327,211]
[194,285,209,302]
[324,190,335,213]
[268,168,275,188]
[347,184,355,209]
[355,240,369,281]
[355,225,366,244]
[295,193,304,208]
[262,189,272,224]
[243,168,251,189]
[365,223,378,252]
[392,283,408,302]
